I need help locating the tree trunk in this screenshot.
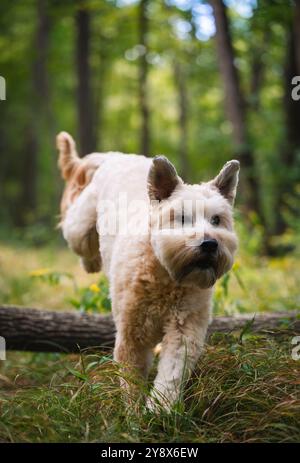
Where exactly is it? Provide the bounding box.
[0,306,116,353]
[274,5,300,236]
[20,0,51,225]
[76,5,96,155]
[249,30,270,111]
[93,32,108,152]
[173,60,189,181]
[21,127,39,225]
[294,0,300,73]
[33,0,51,104]
[210,0,260,214]
[138,0,150,156]
[0,306,298,353]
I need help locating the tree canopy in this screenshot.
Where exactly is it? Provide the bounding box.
[0,0,299,254]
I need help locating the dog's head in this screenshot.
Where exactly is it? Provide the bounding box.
[148,156,239,288]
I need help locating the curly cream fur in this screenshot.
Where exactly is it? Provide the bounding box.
[57,132,239,411]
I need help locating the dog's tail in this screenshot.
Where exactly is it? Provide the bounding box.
[56,131,81,181]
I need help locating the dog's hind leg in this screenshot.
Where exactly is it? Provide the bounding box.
[80,228,102,273]
[62,181,101,273]
[56,131,101,273]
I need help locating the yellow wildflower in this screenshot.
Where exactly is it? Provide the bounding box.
[232,261,240,271]
[89,283,100,293]
[29,268,50,277]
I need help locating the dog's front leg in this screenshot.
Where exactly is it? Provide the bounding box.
[62,182,101,272]
[148,309,210,411]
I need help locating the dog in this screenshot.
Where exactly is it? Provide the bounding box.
[57,131,105,273]
[57,131,239,410]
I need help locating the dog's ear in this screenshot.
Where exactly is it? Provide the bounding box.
[148,156,181,201]
[212,160,240,205]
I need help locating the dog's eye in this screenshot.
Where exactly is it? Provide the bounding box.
[211,215,220,226]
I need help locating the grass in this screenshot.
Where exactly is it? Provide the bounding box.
[0,335,299,443]
[0,240,300,442]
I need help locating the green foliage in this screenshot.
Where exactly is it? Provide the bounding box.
[30,267,111,313]
[213,262,246,315]
[69,278,111,314]
[0,0,298,240]
[30,269,75,286]
[0,336,299,443]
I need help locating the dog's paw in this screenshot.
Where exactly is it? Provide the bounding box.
[145,395,171,414]
[145,396,160,413]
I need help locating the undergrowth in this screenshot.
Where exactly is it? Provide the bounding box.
[0,335,299,443]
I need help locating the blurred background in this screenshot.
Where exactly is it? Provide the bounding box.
[0,0,299,253]
[0,3,300,442]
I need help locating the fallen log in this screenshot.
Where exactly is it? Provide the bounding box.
[0,306,116,353]
[0,305,299,353]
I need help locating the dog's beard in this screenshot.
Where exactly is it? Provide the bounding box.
[177,264,217,288]
[160,241,233,289]
[174,253,218,288]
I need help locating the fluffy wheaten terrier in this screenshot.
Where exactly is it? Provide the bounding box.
[56,131,239,410]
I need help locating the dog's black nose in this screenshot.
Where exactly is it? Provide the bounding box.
[200,239,218,253]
